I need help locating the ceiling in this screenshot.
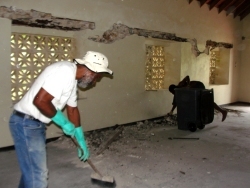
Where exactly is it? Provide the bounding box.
[189,0,250,21]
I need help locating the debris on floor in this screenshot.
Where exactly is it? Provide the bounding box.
[215,108,244,116]
[51,108,242,153]
[3,103,250,188]
[50,114,178,151]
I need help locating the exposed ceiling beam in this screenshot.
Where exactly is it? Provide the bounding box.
[188,0,194,4]
[187,0,250,21]
[218,0,236,13]
[199,0,210,7]
[209,0,224,10]
[234,0,250,18]
[225,0,240,16]
[240,6,250,20]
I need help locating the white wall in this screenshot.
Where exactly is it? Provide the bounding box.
[239,16,250,102]
[0,0,244,147]
[0,18,12,147]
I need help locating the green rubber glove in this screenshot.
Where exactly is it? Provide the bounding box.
[74,127,90,161]
[51,110,75,136]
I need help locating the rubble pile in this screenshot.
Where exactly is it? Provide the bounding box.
[51,108,244,152]
[50,114,178,153]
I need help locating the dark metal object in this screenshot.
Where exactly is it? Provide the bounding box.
[168,137,199,140]
[175,88,214,132]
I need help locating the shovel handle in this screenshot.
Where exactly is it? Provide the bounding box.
[87,159,103,177]
[71,137,103,177]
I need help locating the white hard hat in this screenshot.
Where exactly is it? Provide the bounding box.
[74,51,113,75]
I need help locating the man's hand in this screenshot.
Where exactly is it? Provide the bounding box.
[74,127,90,161]
[51,110,75,136]
[168,111,173,116]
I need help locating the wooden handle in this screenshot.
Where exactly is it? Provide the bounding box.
[87,159,102,177]
[71,137,103,177]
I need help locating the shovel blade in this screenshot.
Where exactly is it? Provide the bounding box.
[91,172,114,183]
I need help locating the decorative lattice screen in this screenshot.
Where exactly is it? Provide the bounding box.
[145,45,165,90]
[209,51,219,84]
[10,33,75,104]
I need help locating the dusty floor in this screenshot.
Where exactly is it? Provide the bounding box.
[1,103,250,188]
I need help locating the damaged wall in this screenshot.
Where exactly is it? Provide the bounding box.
[0,6,95,30]
[0,0,244,147]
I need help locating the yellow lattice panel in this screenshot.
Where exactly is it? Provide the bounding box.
[145,45,165,90]
[11,33,75,104]
[209,51,220,84]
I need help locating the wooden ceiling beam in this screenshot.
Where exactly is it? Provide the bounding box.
[218,0,236,13]
[240,6,250,20]
[225,0,239,16]
[187,0,250,21]
[199,0,210,7]
[234,1,250,18]
[188,0,194,4]
[209,0,224,10]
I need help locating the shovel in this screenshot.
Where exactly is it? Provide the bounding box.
[71,138,114,183]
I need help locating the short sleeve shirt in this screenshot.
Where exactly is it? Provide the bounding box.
[14,61,77,123]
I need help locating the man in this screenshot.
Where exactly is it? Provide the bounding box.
[9,51,113,188]
[168,75,227,122]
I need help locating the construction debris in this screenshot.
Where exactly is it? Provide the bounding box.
[215,108,244,116]
[96,126,124,155]
[51,115,177,151]
[51,108,243,153]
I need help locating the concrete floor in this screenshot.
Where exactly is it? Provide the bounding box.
[1,103,250,188]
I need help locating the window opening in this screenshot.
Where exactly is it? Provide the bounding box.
[10,33,75,104]
[209,48,230,85]
[145,45,165,90]
[209,50,219,84]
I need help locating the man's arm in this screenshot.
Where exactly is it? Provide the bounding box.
[34,87,89,161]
[66,105,81,128]
[169,104,177,115]
[33,87,57,118]
[168,94,177,115]
[66,105,89,161]
[33,87,75,136]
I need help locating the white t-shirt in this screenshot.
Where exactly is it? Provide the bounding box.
[14,61,78,123]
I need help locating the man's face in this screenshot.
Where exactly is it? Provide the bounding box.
[77,71,101,89]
